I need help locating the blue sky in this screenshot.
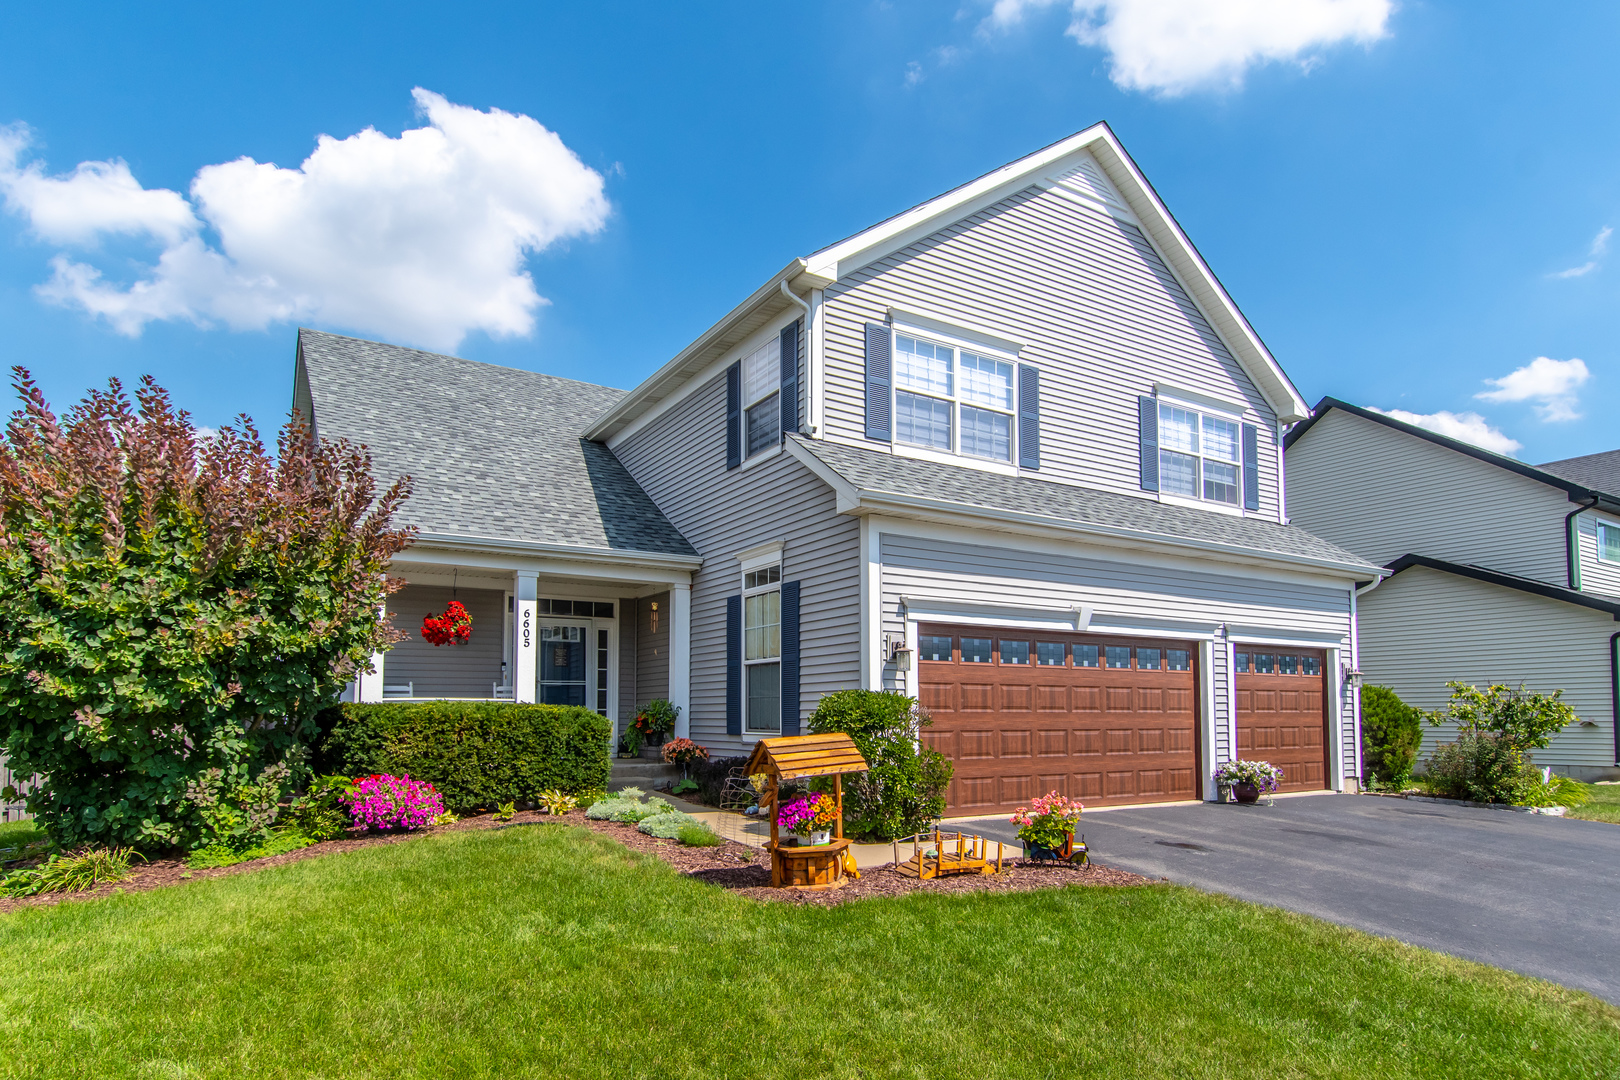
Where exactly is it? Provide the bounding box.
[3,1,1617,464]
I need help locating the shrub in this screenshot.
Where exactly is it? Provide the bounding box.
[1519,774,1592,809]
[1361,685,1424,787]
[342,774,445,832]
[283,775,354,842]
[807,689,952,842]
[682,755,750,807]
[314,702,611,812]
[1425,733,1538,804]
[585,794,672,823]
[637,811,702,838]
[1,846,142,896]
[537,789,579,816]
[1431,682,1578,754]
[182,758,297,853]
[676,823,722,847]
[186,829,314,870]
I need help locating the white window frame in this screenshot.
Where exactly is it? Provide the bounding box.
[739,337,781,461]
[1155,394,1243,509]
[890,326,1019,465]
[741,560,783,735]
[1598,520,1620,564]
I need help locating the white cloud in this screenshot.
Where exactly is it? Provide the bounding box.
[1475,356,1590,422]
[1550,225,1611,279]
[982,0,1392,96]
[1368,407,1522,457]
[0,89,611,351]
[905,60,925,87]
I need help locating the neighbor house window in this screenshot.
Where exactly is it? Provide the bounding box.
[743,564,781,732]
[741,338,780,459]
[1158,403,1240,505]
[893,333,1015,462]
[1599,521,1620,563]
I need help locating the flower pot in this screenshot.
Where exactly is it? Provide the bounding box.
[1022,832,1074,861]
[807,828,831,846]
[1232,782,1260,805]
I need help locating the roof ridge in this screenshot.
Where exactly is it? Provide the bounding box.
[296,327,628,398]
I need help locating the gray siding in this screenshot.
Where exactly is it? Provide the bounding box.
[1287,409,1571,582]
[820,184,1284,517]
[618,597,638,730]
[876,531,1356,781]
[1359,566,1617,769]
[1576,511,1620,598]
[611,372,863,755]
[384,584,508,698]
[636,591,671,707]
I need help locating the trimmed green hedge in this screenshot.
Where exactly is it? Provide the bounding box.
[313,702,611,811]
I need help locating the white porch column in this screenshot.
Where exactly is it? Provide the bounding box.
[668,582,691,739]
[358,603,386,702]
[1199,639,1218,801]
[513,571,539,704]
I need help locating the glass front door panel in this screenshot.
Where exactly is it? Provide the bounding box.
[540,625,588,707]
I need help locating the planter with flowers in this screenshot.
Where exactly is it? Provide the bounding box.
[1011,790,1084,862]
[661,737,708,778]
[1213,759,1284,804]
[630,699,680,757]
[777,792,839,846]
[421,601,472,646]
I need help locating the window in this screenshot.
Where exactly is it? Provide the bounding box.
[596,629,610,715]
[1105,645,1131,669]
[540,599,614,618]
[1280,654,1299,675]
[1234,652,1249,673]
[1137,647,1161,671]
[920,635,954,662]
[743,566,781,732]
[999,640,1031,665]
[1037,642,1066,666]
[1158,402,1241,506]
[961,637,992,663]
[741,338,780,459]
[893,333,1016,462]
[1254,653,1276,674]
[1600,522,1620,563]
[1075,644,1099,668]
[1302,655,1321,676]
[1167,649,1190,672]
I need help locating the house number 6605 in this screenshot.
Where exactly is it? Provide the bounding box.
[522,609,532,648]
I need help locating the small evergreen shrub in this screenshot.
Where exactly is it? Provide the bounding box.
[1360,685,1424,787]
[637,811,702,838]
[807,689,952,842]
[314,702,611,812]
[676,823,723,847]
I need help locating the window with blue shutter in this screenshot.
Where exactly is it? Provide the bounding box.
[779,321,799,437]
[780,580,800,736]
[1138,396,1159,492]
[725,363,742,470]
[864,323,891,441]
[725,595,742,736]
[1018,364,1040,469]
[1242,423,1260,511]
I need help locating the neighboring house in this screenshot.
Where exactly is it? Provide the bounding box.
[1285,399,1620,781]
[297,123,1381,814]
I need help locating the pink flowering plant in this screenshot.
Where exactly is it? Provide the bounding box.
[1010,791,1083,851]
[777,792,838,835]
[341,774,445,832]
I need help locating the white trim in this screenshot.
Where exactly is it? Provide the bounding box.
[1156,490,1246,518]
[809,288,826,436]
[735,541,785,572]
[411,533,701,573]
[668,583,691,740]
[1153,382,1246,420]
[901,595,1092,632]
[736,440,784,471]
[889,440,1019,477]
[513,572,538,704]
[1226,627,1349,648]
[1085,614,1221,640]
[1198,639,1218,801]
[1347,584,1362,784]
[1327,646,1345,792]
[359,601,386,703]
[888,307,1024,357]
[861,516,882,690]
[1224,636,1239,767]
[1275,420,1289,525]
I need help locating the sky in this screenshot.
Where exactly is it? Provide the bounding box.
[2,0,1617,465]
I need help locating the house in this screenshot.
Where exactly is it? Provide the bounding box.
[296,123,1382,814]
[1285,399,1620,781]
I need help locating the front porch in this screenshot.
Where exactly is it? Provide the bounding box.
[353,537,699,743]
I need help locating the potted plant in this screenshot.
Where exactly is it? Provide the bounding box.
[1213,759,1284,804]
[619,724,643,759]
[1011,791,1083,860]
[632,699,680,754]
[777,792,838,845]
[661,737,708,777]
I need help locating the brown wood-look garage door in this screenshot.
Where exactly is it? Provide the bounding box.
[917,623,1199,815]
[1234,648,1329,792]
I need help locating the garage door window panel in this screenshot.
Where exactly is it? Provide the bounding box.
[999,640,1031,665]
[920,635,954,662]
[1037,642,1066,666]
[962,637,992,663]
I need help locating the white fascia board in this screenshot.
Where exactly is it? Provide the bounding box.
[1226,626,1351,647]
[901,595,1093,632]
[409,532,702,576]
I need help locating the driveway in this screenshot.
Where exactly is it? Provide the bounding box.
[951,794,1620,1003]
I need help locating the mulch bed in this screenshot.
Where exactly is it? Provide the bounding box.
[0,809,1151,914]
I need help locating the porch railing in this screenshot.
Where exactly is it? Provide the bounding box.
[0,756,37,822]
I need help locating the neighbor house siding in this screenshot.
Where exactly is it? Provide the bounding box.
[611,372,862,755]
[1576,511,1620,598]
[1286,409,1572,583]
[874,530,1357,782]
[819,184,1284,517]
[1359,567,1618,770]
[384,584,508,699]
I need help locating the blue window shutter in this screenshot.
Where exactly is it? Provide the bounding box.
[864,323,891,441]
[1242,423,1260,511]
[725,363,741,470]
[726,595,742,736]
[1138,396,1159,492]
[1018,364,1040,469]
[780,580,800,736]
[779,321,800,437]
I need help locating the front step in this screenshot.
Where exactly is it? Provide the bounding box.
[609,759,678,791]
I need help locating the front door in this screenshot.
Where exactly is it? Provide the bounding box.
[539,624,589,706]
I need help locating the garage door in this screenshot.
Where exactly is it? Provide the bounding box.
[917,623,1200,815]
[1234,648,1329,792]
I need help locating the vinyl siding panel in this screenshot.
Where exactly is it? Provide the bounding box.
[636,591,671,706]
[875,532,1357,782]
[1576,511,1620,598]
[1287,409,1571,582]
[820,185,1283,517]
[1359,567,1618,769]
[383,584,508,698]
[612,373,862,756]
[618,598,638,730]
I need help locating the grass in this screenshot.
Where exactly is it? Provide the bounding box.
[0,825,1616,1079]
[1570,782,1620,824]
[0,820,47,857]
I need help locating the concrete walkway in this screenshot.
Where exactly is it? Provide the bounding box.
[949,793,1620,1003]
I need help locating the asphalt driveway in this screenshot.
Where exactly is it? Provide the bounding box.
[952,793,1620,1003]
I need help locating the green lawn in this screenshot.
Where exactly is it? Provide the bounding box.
[1571,782,1620,824]
[0,819,46,856]
[1,825,1615,1080]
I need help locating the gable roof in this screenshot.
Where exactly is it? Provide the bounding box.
[1540,449,1620,497]
[785,436,1378,578]
[586,123,1309,442]
[1285,397,1620,514]
[295,329,698,563]
[1383,554,1620,620]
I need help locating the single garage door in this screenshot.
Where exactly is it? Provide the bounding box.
[917,623,1200,815]
[1234,648,1329,792]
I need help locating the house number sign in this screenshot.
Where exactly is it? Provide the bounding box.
[521,605,533,649]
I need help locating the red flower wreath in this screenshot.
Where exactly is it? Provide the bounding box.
[421,600,472,646]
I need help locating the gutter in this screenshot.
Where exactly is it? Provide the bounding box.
[1566,495,1600,590]
[410,531,704,572]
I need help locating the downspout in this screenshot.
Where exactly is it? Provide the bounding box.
[1349,573,1384,789]
[1611,627,1619,767]
[779,281,812,434]
[1567,495,1599,589]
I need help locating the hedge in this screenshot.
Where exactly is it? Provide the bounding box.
[313,702,611,811]
[1360,684,1425,787]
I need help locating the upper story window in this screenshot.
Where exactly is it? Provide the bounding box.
[1599,521,1620,563]
[893,333,1016,462]
[743,563,781,732]
[1158,403,1240,506]
[741,338,781,459]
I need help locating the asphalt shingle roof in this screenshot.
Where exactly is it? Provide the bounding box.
[1538,449,1620,499]
[297,330,697,557]
[793,436,1378,572]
